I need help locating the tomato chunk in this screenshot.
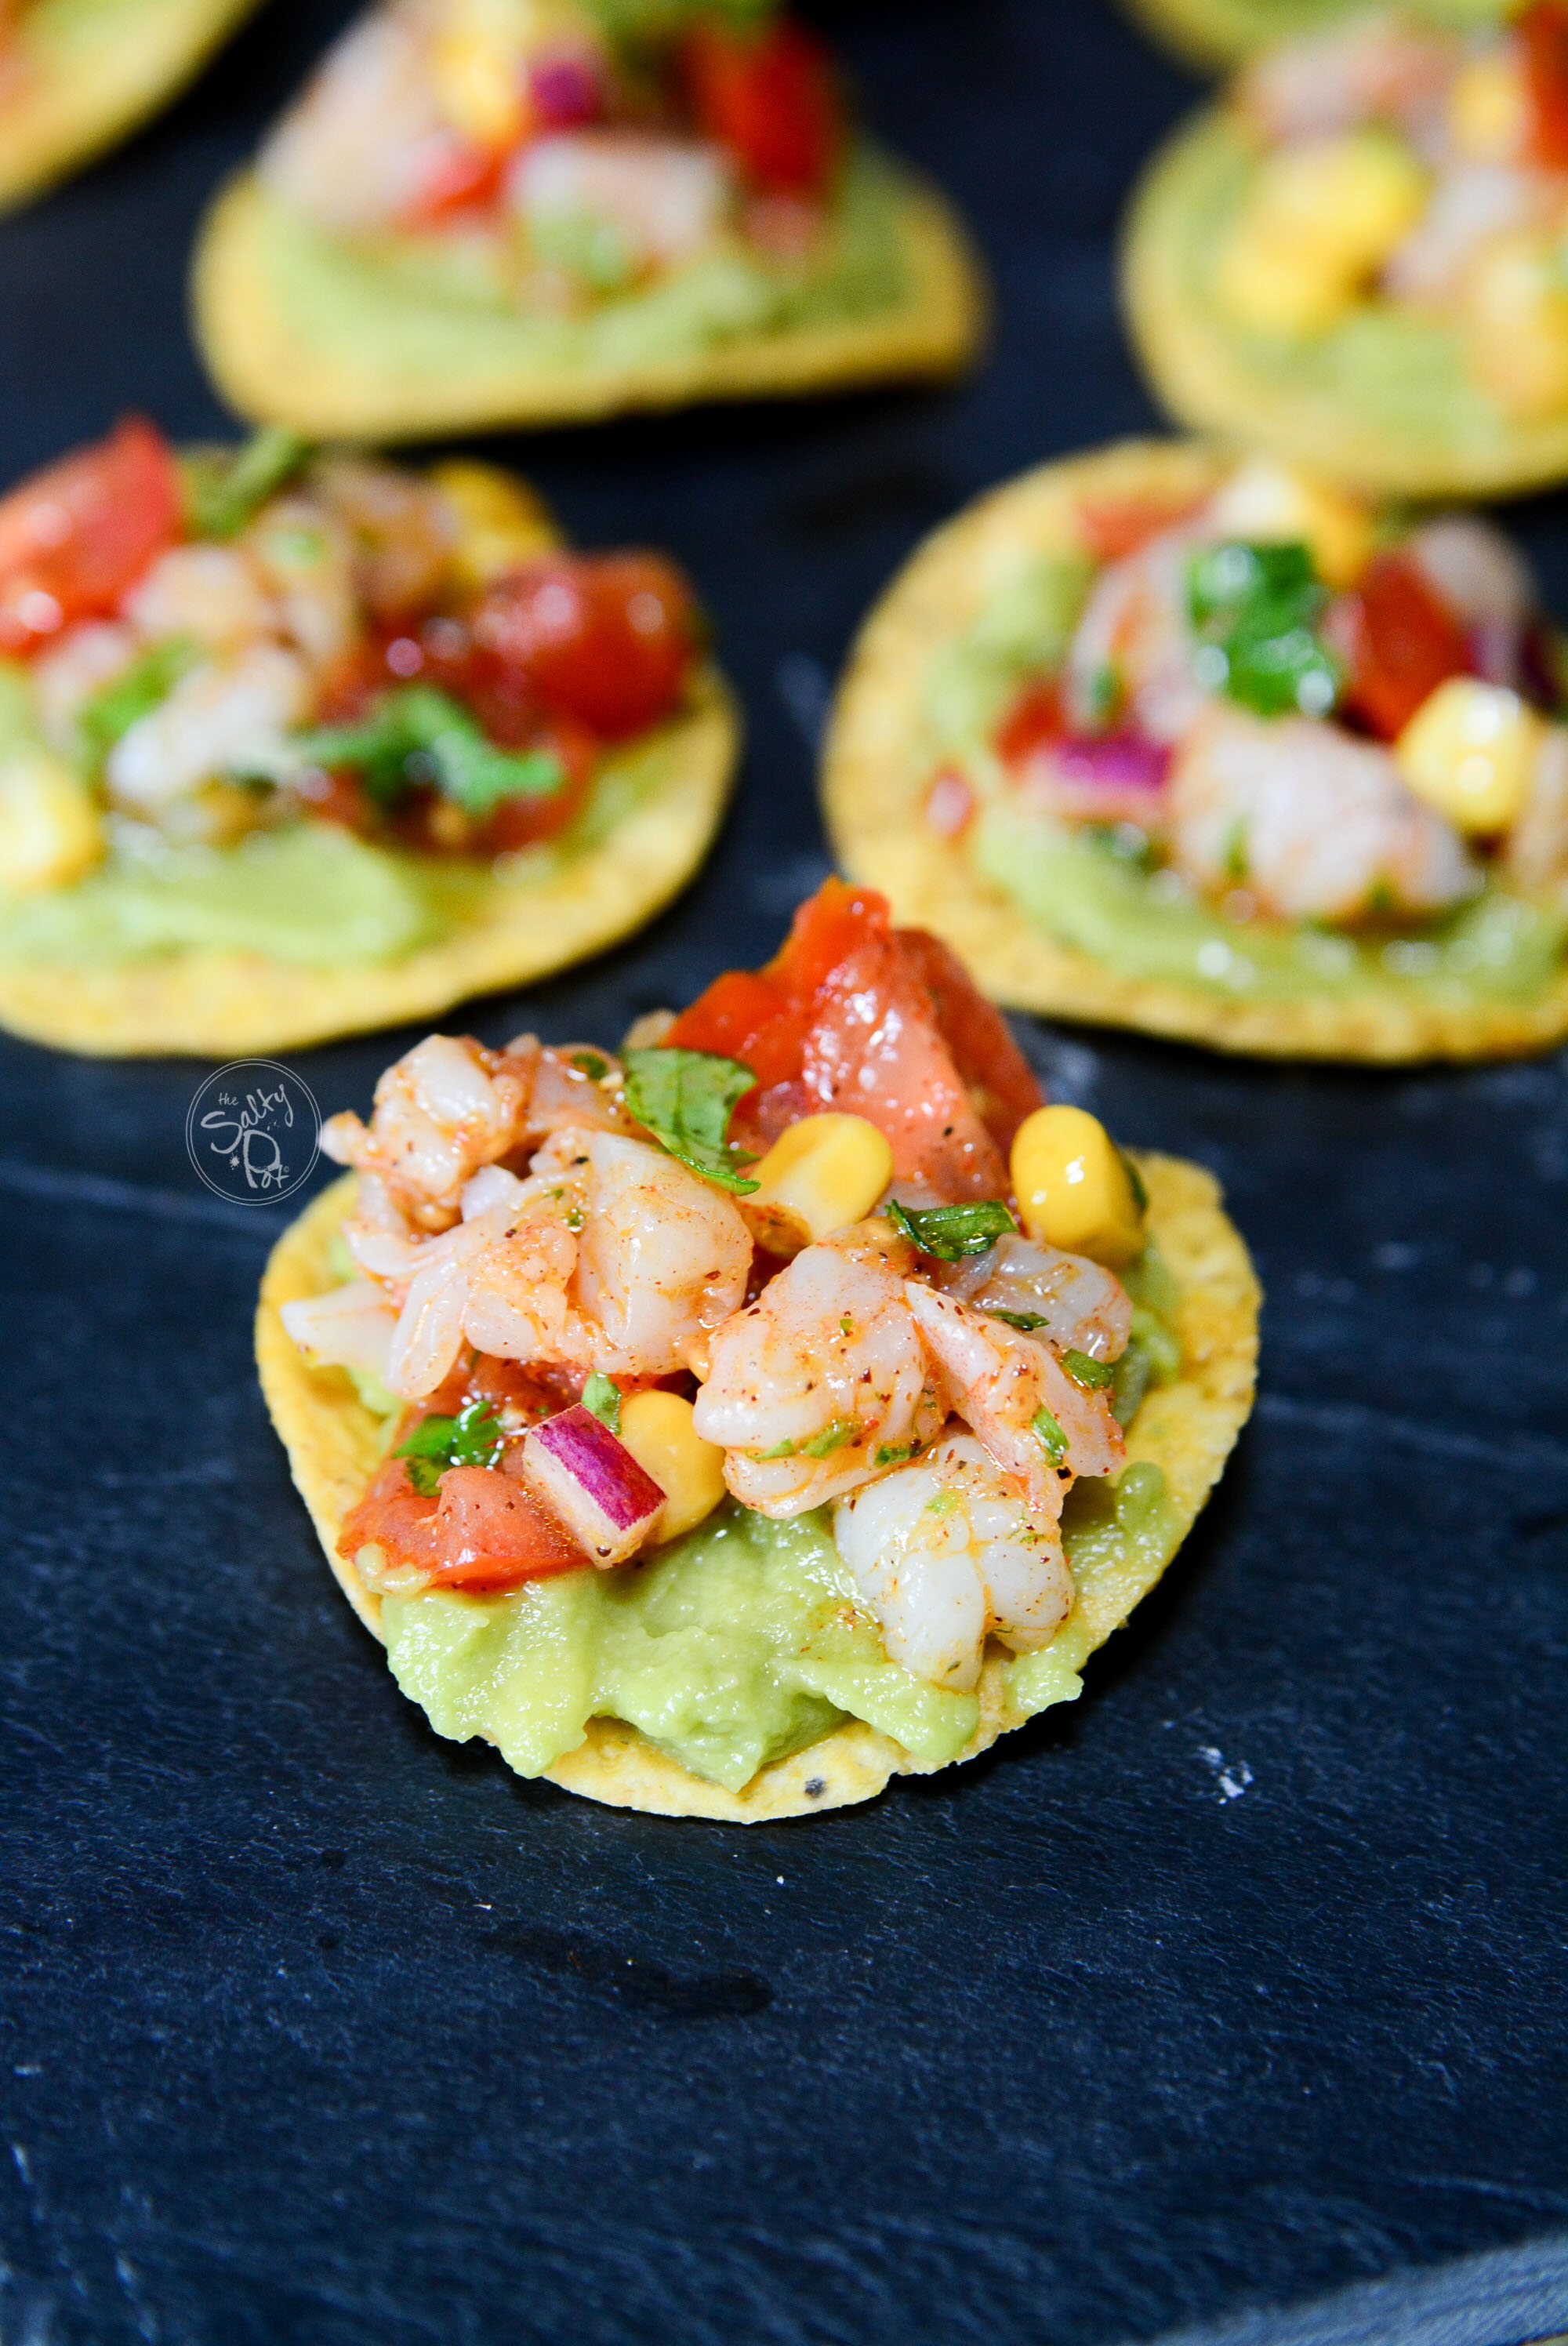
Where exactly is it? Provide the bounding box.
[339,1442,589,1593]
[471,553,698,739]
[1522,1,1568,168]
[0,416,181,655]
[1076,492,1206,566]
[401,136,510,227]
[1336,553,1472,741]
[681,16,843,196]
[996,680,1067,767]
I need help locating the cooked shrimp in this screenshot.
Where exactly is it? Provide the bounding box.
[279,1279,397,1378]
[940,1233,1133,1363]
[904,1284,1123,1517]
[1381,165,1544,304]
[310,456,456,623]
[1504,725,1568,895]
[512,132,733,273]
[103,645,311,819]
[122,543,278,654]
[246,495,360,674]
[31,620,137,753]
[260,9,452,234]
[1064,523,1209,745]
[1239,18,1461,143]
[1168,703,1479,924]
[694,1223,946,1519]
[833,1433,1076,1691]
[321,1035,535,1231]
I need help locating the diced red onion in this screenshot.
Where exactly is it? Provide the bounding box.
[1050,732,1171,794]
[528,51,604,129]
[520,1404,666,1567]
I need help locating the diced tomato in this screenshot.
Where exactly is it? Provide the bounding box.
[470,717,597,853]
[1336,553,1472,741]
[895,927,1044,1160]
[680,16,843,196]
[1076,492,1205,566]
[401,136,510,227]
[471,553,698,739]
[996,680,1067,767]
[1521,2,1568,169]
[0,416,181,656]
[339,1439,588,1594]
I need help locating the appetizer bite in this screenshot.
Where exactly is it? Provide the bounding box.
[1126,3,1568,494]
[0,0,257,215]
[825,440,1568,1060]
[1121,0,1504,72]
[258,879,1259,1823]
[194,0,985,440]
[0,419,735,1055]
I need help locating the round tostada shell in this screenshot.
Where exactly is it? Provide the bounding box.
[256,1157,1261,1824]
[822,437,1568,1061]
[0,0,259,216]
[1119,0,1507,71]
[1123,104,1568,499]
[191,160,987,441]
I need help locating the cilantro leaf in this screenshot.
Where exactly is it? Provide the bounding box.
[185,427,312,542]
[1032,1404,1069,1467]
[622,1045,760,1193]
[803,1418,855,1459]
[1063,1349,1115,1390]
[294,686,566,816]
[78,638,199,768]
[1187,539,1341,721]
[582,1373,622,1435]
[394,1398,506,1494]
[989,1307,1047,1332]
[572,1051,609,1082]
[886,1197,1017,1261]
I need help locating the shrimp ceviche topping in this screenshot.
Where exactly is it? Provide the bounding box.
[273,881,1225,1807]
[0,416,701,896]
[263,0,847,281]
[916,448,1568,1005]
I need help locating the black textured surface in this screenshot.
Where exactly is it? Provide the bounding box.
[2,5,1566,2343]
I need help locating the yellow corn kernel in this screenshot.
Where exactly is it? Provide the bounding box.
[1207,456,1374,590]
[431,459,561,590]
[1214,130,1428,336]
[1396,677,1545,834]
[1011,1106,1145,1271]
[618,1391,727,1544]
[1447,51,1528,166]
[1458,230,1568,420]
[0,749,103,892]
[741,1113,895,1257]
[431,21,527,149]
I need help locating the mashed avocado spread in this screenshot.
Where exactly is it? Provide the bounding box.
[931,554,1568,1009]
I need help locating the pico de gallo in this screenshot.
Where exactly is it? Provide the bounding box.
[0,414,703,895]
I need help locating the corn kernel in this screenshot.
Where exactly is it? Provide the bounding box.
[1447,52,1528,166]
[1011,1106,1145,1270]
[1396,677,1545,834]
[431,19,527,149]
[618,1391,727,1544]
[1215,130,1428,337]
[1458,230,1568,420]
[1207,456,1374,590]
[0,749,103,892]
[741,1113,895,1257]
[430,459,561,590]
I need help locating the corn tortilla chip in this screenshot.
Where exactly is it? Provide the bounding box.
[256,1154,1260,1823]
[1120,0,1506,70]
[823,438,1568,1060]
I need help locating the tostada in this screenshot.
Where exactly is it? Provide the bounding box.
[825,439,1568,1061]
[257,879,1259,1823]
[1121,0,1504,73]
[193,0,985,441]
[0,0,258,216]
[0,418,736,1055]
[1125,3,1568,495]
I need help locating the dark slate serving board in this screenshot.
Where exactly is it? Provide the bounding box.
[1,4,1566,2341]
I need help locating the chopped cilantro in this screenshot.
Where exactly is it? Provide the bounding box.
[1063,1349,1115,1390]
[582,1373,622,1436]
[1187,539,1341,721]
[622,1045,760,1193]
[78,638,199,767]
[293,686,566,817]
[185,427,312,542]
[760,1438,798,1460]
[394,1397,506,1495]
[1032,1404,1069,1466]
[803,1418,855,1459]
[874,1441,916,1468]
[989,1307,1047,1332]
[572,1051,609,1082]
[886,1197,1017,1261]
[925,1490,960,1516]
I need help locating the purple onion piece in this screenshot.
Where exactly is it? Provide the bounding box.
[522,1404,665,1567]
[1051,732,1172,795]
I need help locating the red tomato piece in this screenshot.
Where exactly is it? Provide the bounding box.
[895,926,1044,1160]
[471,553,698,739]
[681,16,843,196]
[1336,553,1472,741]
[996,680,1067,766]
[1076,493,1205,566]
[1521,1,1568,168]
[339,1441,589,1593]
[0,416,181,655]
[470,717,597,854]
[401,136,510,227]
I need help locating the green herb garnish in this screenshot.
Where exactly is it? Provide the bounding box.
[874,1441,916,1468]
[1063,1349,1115,1391]
[622,1045,760,1193]
[294,685,566,817]
[760,1438,798,1460]
[78,637,198,766]
[1032,1404,1069,1467]
[885,1197,1017,1261]
[394,1398,507,1496]
[1187,539,1341,721]
[803,1418,855,1459]
[989,1308,1047,1333]
[186,427,312,542]
[572,1051,609,1082]
[582,1373,622,1436]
